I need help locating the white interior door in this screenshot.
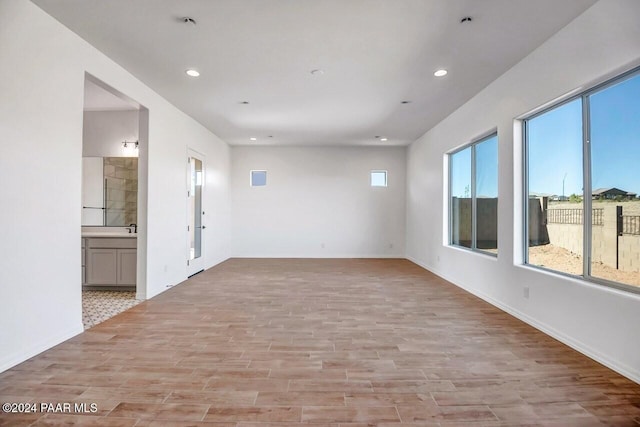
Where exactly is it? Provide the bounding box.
[187,150,205,276]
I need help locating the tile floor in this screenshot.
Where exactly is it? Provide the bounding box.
[82,290,142,329]
[1,259,639,426]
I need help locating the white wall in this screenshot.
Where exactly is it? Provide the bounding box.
[231,146,406,257]
[82,110,139,157]
[406,0,640,382]
[0,0,231,372]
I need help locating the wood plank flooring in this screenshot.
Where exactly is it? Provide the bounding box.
[1,258,639,426]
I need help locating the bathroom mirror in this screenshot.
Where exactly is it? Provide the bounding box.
[82,157,138,226]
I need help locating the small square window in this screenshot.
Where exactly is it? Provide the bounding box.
[371,170,387,187]
[250,170,267,187]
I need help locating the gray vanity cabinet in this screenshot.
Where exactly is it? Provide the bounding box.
[86,248,117,284]
[117,249,137,285]
[82,238,86,284]
[85,238,136,286]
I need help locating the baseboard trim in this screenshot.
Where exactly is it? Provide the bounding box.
[406,255,640,384]
[205,256,231,270]
[0,324,83,374]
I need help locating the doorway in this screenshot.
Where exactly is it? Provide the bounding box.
[81,73,148,328]
[187,149,205,277]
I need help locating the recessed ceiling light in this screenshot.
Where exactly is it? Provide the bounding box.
[185,69,200,77]
[183,17,197,26]
[401,101,412,104]
[250,137,257,141]
[434,69,448,77]
[310,69,324,76]
[380,138,388,142]
[240,101,250,104]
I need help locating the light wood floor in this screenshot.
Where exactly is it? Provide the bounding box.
[1,259,639,426]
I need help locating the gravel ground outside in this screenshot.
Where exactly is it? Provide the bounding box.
[528,244,640,287]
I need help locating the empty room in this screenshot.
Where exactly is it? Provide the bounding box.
[2,0,640,425]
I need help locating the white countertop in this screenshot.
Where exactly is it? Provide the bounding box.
[82,232,137,238]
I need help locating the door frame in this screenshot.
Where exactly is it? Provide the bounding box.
[186,148,206,277]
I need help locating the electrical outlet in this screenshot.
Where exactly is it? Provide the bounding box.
[523,286,530,299]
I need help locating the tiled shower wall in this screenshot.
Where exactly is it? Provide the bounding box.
[104,157,137,226]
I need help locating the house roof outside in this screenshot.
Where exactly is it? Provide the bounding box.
[592,187,636,197]
[591,187,636,196]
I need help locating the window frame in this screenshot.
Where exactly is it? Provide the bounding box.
[448,131,498,256]
[522,65,640,294]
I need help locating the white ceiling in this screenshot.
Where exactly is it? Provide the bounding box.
[35,0,597,146]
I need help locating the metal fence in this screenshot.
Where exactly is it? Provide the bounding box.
[546,208,604,226]
[623,215,640,235]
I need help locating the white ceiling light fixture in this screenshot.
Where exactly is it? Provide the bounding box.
[434,69,448,77]
[250,137,257,141]
[185,69,200,77]
[380,138,388,142]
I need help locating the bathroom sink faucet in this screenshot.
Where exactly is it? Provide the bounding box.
[128,223,137,234]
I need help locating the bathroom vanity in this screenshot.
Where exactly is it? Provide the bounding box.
[81,155,138,289]
[82,231,136,288]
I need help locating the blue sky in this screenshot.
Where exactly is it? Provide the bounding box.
[527,98,583,197]
[590,73,640,195]
[451,72,640,199]
[450,135,497,198]
[528,72,640,197]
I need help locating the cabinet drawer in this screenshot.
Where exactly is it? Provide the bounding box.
[87,238,137,249]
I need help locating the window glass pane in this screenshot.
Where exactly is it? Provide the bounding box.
[526,98,583,275]
[251,170,267,186]
[476,135,498,253]
[189,157,202,260]
[451,147,472,248]
[371,171,387,187]
[589,73,640,287]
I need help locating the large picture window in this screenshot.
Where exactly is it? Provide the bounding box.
[524,68,640,290]
[449,133,498,254]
